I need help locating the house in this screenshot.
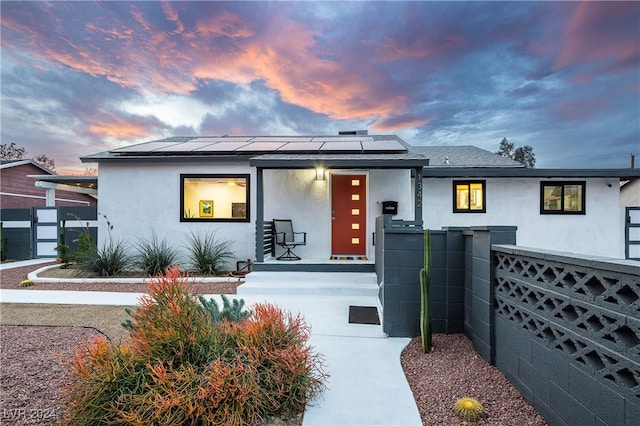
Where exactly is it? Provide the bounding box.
[81,134,640,267]
[0,159,97,208]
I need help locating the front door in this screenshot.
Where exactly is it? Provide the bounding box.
[331,174,367,255]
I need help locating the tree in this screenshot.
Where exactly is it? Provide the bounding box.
[496,138,536,168]
[0,142,55,171]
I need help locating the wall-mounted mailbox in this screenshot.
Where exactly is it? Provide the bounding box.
[382,201,398,215]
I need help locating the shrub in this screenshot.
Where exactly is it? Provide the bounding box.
[185,230,233,275]
[74,213,132,277]
[75,238,132,277]
[134,232,180,276]
[61,265,327,425]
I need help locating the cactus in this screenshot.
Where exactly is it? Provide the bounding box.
[420,229,432,353]
[453,397,488,422]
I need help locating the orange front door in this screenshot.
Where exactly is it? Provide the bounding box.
[331,174,367,255]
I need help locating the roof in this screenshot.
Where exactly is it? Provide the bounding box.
[422,167,640,179]
[80,134,640,178]
[28,174,98,190]
[409,145,523,168]
[0,159,55,174]
[82,134,431,169]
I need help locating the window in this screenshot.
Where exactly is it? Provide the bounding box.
[453,181,486,213]
[540,181,585,214]
[180,174,249,222]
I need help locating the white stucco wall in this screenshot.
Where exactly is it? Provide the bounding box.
[263,169,413,259]
[422,177,625,258]
[97,162,257,266]
[98,163,414,263]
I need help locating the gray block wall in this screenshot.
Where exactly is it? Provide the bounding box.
[465,226,517,364]
[493,245,640,426]
[378,222,470,337]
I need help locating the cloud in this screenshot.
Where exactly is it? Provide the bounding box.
[554,2,640,81]
[0,1,638,171]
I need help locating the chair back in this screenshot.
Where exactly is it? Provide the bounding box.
[273,219,294,244]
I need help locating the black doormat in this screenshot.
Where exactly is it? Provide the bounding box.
[348,306,380,325]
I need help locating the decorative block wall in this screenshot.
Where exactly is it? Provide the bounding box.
[493,245,640,425]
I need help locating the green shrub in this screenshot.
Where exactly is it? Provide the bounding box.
[199,294,251,323]
[134,232,180,276]
[61,266,328,425]
[185,230,233,275]
[75,238,132,277]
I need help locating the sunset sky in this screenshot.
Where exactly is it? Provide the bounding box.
[1,1,638,173]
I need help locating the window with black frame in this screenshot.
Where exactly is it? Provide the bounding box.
[180,174,249,222]
[540,181,585,214]
[453,180,486,213]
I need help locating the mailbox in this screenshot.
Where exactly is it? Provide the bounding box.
[382,201,398,215]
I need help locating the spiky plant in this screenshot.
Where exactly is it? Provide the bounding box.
[453,397,488,422]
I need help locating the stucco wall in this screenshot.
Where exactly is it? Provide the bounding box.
[98,162,257,265]
[98,164,413,263]
[422,177,624,258]
[264,169,412,259]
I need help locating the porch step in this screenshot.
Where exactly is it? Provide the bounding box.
[237,271,379,297]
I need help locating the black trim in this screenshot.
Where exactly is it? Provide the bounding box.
[540,181,586,215]
[180,174,250,222]
[453,180,486,213]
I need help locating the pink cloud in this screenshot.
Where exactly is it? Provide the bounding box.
[371,115,430,131]
[554,2,639,78]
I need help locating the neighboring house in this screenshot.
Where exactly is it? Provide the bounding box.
[81,134,640,266]
[0,159,97,207]
[621,179,640,260]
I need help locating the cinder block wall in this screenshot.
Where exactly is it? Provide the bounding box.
[493,245,640,426]
[378,223,469,337]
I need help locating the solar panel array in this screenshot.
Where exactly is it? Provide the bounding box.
[111,136,406,155]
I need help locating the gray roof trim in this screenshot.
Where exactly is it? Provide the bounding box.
[422,167,640,179]
[250,155,430,169]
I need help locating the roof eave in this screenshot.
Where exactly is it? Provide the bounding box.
[422,167,640,179]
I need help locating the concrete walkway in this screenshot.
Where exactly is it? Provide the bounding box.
[0,261,423,426]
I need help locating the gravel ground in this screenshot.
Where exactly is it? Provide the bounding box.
[0,262,242,294]
[1,263,547,425]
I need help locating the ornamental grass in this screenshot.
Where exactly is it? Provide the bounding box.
[60,266,328,425]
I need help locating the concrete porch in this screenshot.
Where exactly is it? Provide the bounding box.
[252,255,375,273]
[237,270,379,297]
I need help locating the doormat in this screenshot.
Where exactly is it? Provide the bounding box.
[330,255,368,261]
[348,306,380,325]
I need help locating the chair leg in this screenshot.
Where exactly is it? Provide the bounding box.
[277,247,301,261]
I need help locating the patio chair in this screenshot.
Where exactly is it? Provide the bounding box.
[273,219,307,260]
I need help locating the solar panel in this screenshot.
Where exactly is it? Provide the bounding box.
[361,139,406,152]
[194,137,252,143]
[319,141,363,152]
[112,141,182,153]
[277,142,324,151]
[237,142,287,151]
[154,141,218,152]
[252,136,313,143]
[209,141,253,151]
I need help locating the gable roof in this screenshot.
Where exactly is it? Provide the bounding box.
[0,159,55,174]
[409,145,523,168]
